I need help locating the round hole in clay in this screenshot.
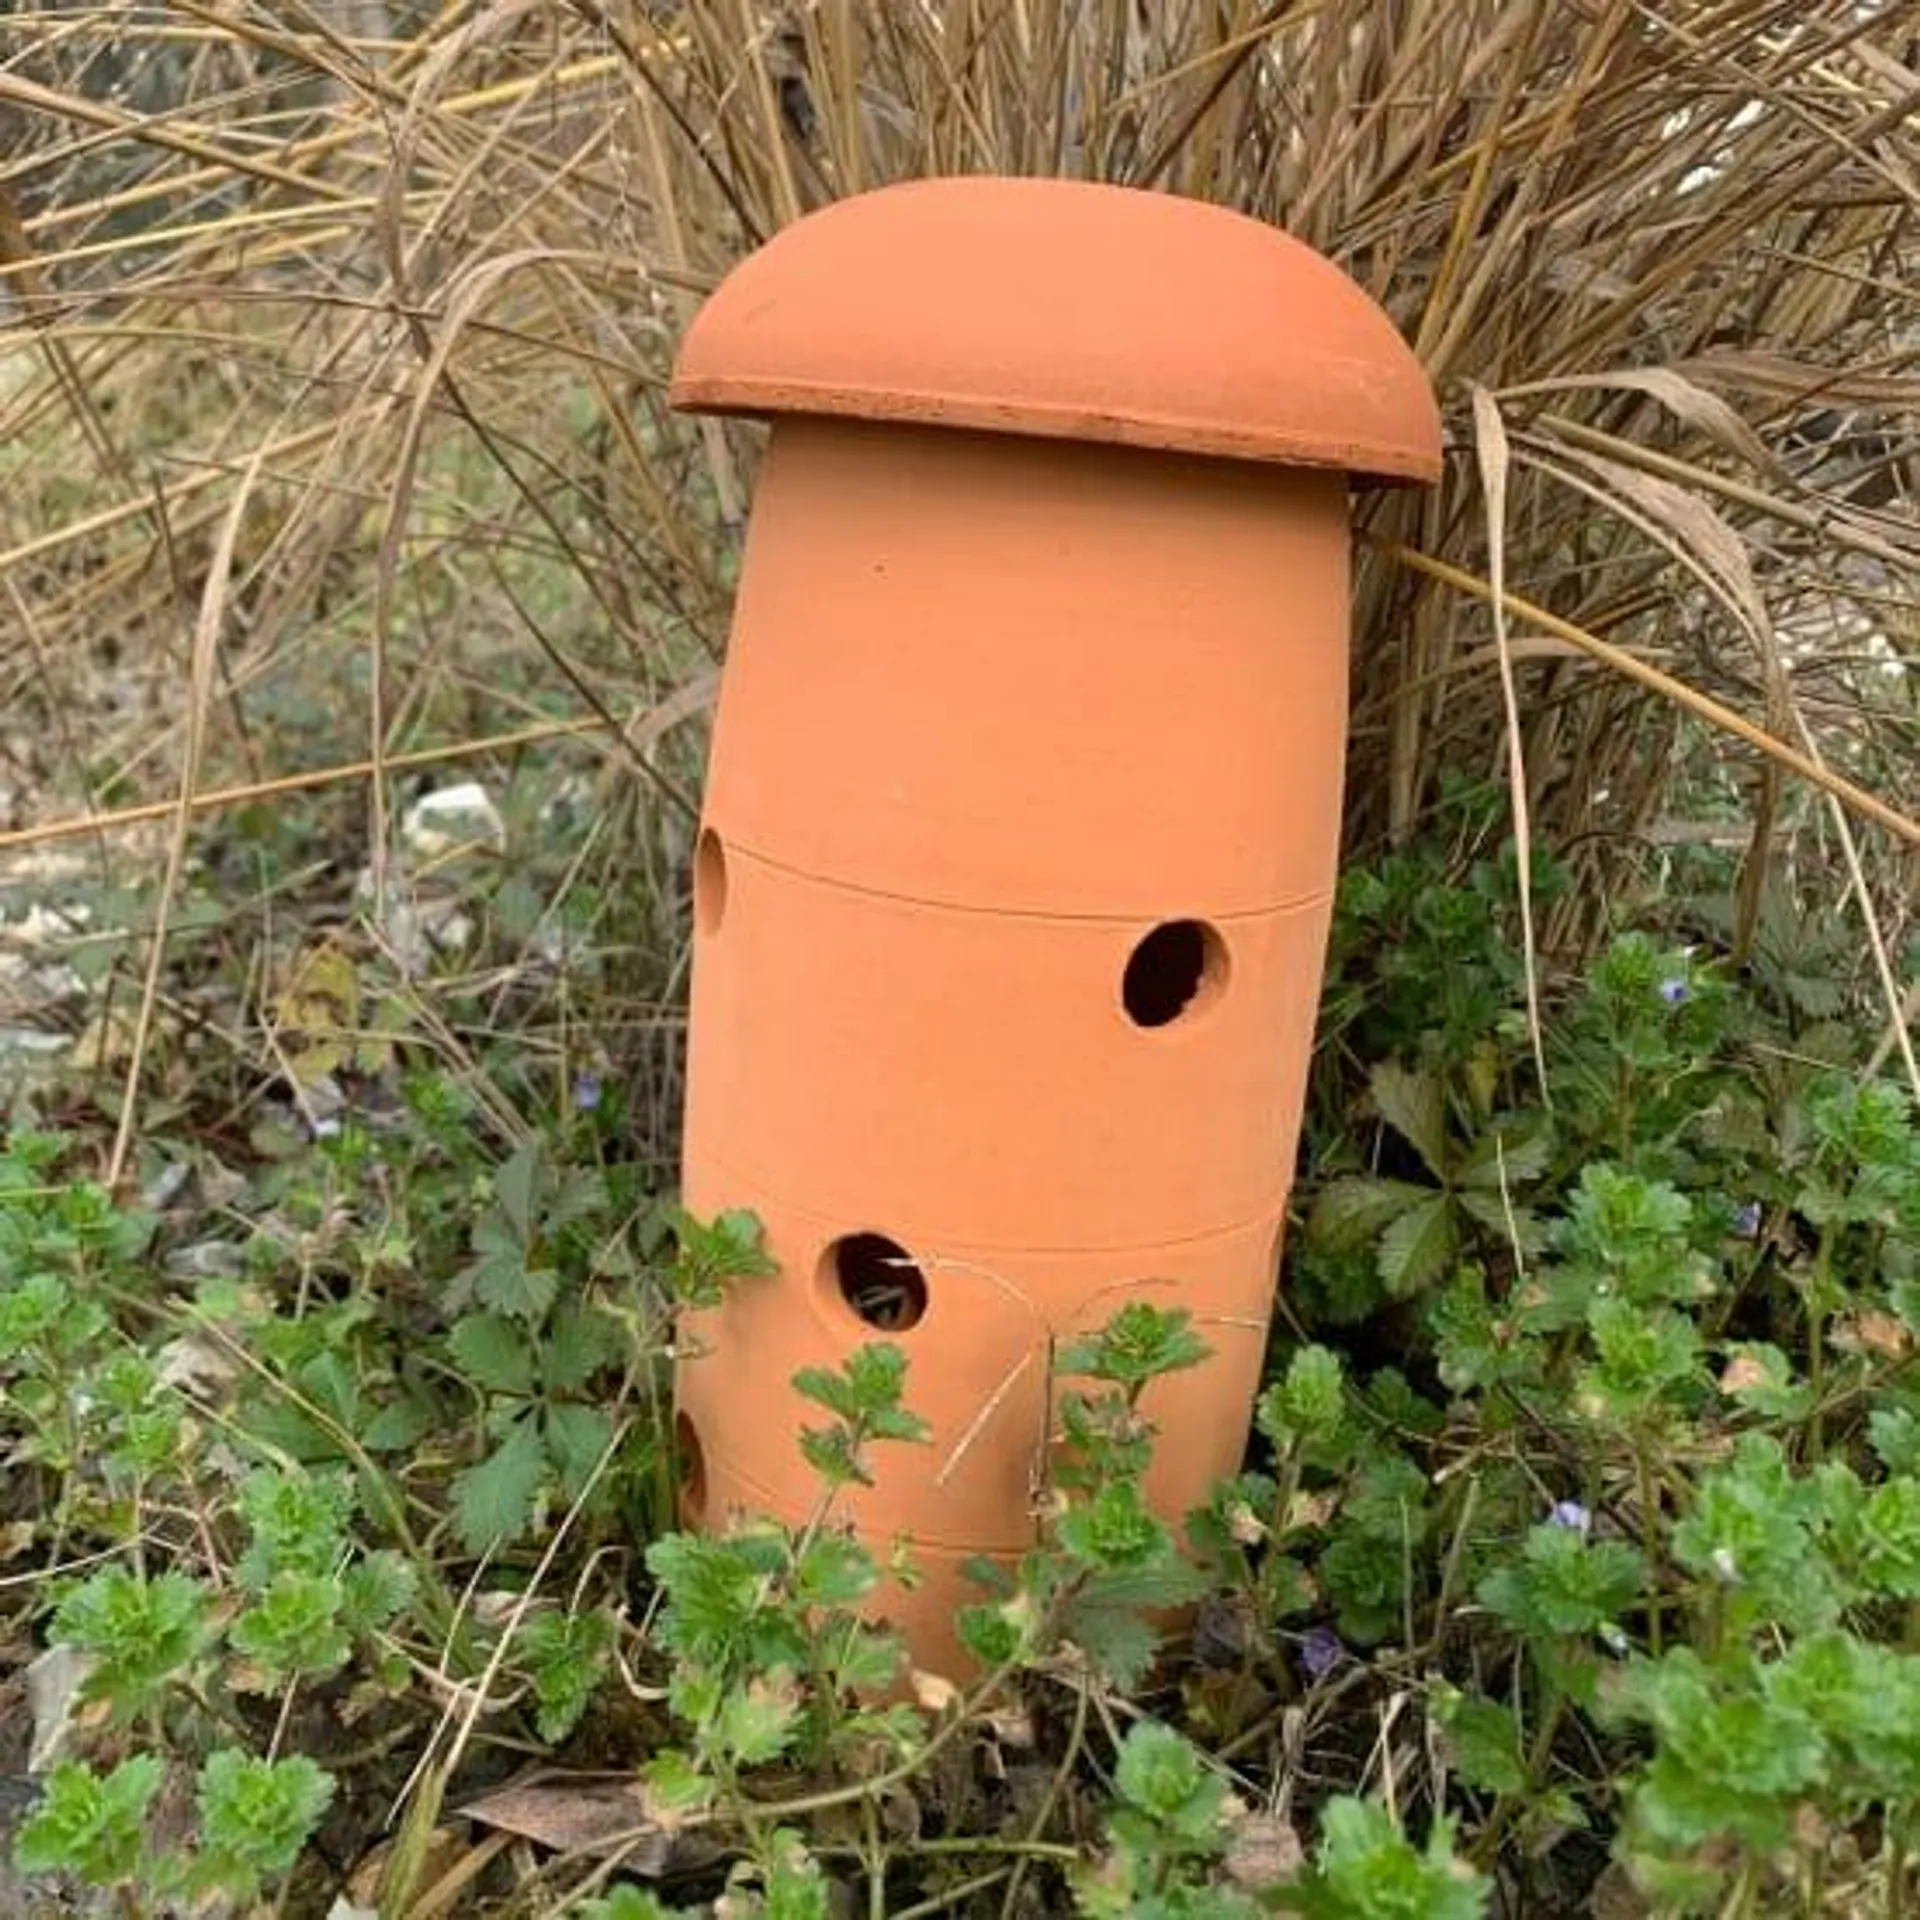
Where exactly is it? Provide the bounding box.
[694,828,729,936]
[674,1410,708,1523]
[821,1232,928,1332]
[1123,919,1228,1028]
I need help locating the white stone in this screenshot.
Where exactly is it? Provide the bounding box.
[402,782,506,860]
[26,1642,93,1772]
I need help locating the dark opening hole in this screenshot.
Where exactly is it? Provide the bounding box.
[823,1232,928,1332]
[694,828,729,937]
[674,1410,708,1524]
[1123,919,1226,1028]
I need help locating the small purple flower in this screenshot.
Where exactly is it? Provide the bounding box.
[1548,1500,1592,1537]
[1733,1201,1762,1239]
[1299,1625,1345,1684]
[1658,976,1691,1006]
[572,1070,603,1112]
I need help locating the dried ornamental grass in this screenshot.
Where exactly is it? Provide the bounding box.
[0,0,1913,1126]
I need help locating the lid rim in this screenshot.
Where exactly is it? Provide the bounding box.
[669,178,1443,487]
[670,374,1443,485]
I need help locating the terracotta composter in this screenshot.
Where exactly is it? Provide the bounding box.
[668,177,1441,1674]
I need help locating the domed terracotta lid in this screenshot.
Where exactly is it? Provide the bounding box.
[671,176,1441,484]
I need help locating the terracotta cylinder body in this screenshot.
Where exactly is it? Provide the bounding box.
[668,178,1440,1675]
[679,426,1347,1658]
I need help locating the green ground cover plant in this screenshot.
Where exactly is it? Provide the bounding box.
[0,4,1912,1913]
[1,819,1913,1914]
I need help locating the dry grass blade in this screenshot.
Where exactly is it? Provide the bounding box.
[1469,384,1549,1103]
[1371,538,1919,851]
[105,443,266,1190]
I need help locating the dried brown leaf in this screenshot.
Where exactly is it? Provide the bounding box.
[1223,1810,1306,1890]
[459,1775,673,1867]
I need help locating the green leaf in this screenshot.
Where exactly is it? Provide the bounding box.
[1671,1435,1842,1634]
[749,1829,832,1920]
[236,1466,355,1591]
[545,1402,616,1498]
[842,1342,920,1423]
[668,1206,778,1306]
[1892,1280,1920,1339]
[520,1608,614,1744]
[1454,1190,1540,1250]
[582,1888,677,1920]
[638,1749,713,1822]
[453,1415,550,1552]
[13,1756,163,1886]
[710,1669,804,1767]
[548,1165,611,1233]
[1377,1193,1456,1298]
[1871,1407,1920,1478]
[1320,1455,1431,1644]
[1309,1176,1430,1250]
[1298,1796,1489,1920]
[54,1568,212,1720]
[474,1252,560,1324]
[194,1750,334,1892]
[1576,1299,1701,1423]
[1717,1342,1812,1421]
[340,1552,417,1634]
[867,1401,932,1445]
[448,1312,535,1397]
[1283,1345,1347,1442]
[1478,1524,1646,1641]
[798,1422,866,1488]
[1455,1114,1552,1190]
[1558,1164,1692,1267]
[1060,1561,1202,1690]
[645,1527,800,1672]
[1861,1477,1920,1599]
[493,1137,546,1244]
[1257,1345,1348,1454]
[1370,1062,1450,1178]
[957,1599,1029,1669]
[360,1391,436,1453]
[792,1364,859,1423]
[1436,1689,1528,1797]
[229,1573,351,1680]
[824,1619,906,1696]
[1056,1304,1211,1386]
[1617,1650,1825,1849]
[794,1343,929,1480]
[1113,1721,1230,1849]
[793,1531,879,1610]
[1058,1481,1172,1572]
[542,1303,620,1394]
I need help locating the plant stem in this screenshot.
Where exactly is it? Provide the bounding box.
[1421,1474,1480,1660]
[890,1868,1016,1918]
[1635,1434,1663,1656]
[864,1792,887,1920]
[1721,1852,1761,1919]
[1469,1683,1567,1870]
[1000,1677,1088,1917]
[1804,1845,1824,1918]
[820,1838,1080,1863]
[731,1651,1031,1831]
[1807,1227,1834,1459]
[1260,1447,1303,1617]
[1888,1803,1910,1920]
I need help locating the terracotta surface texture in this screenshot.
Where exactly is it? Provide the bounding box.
[668,176,1440,1677]
[673,175,1441,482]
